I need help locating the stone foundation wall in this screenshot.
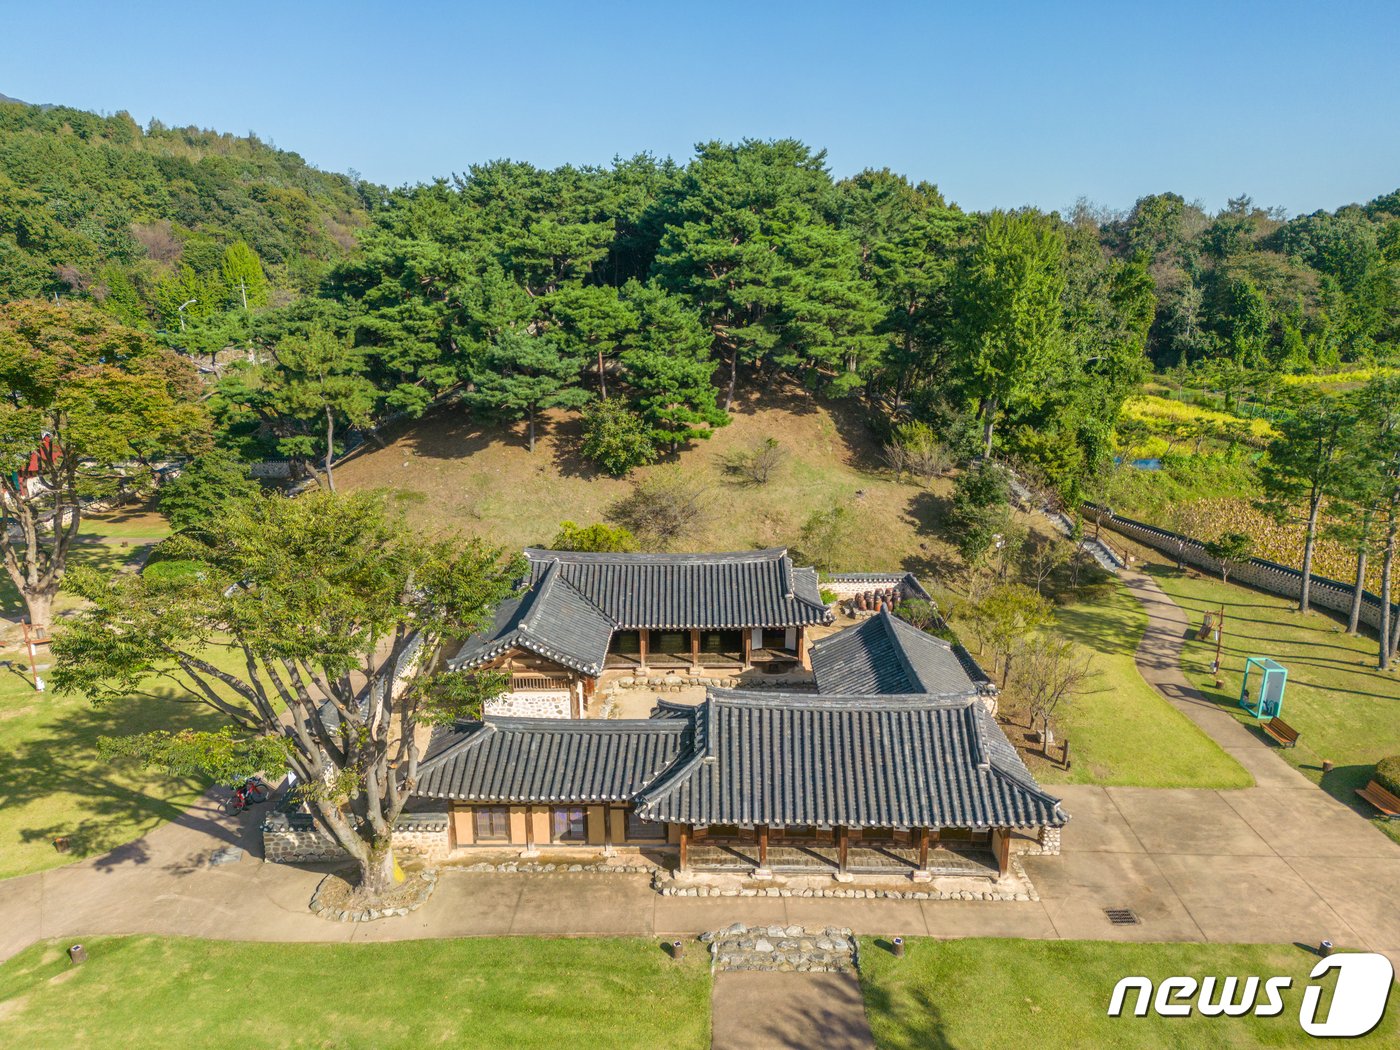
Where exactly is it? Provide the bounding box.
[1014,826,1061,857]
[262,812,451,864]
[485,692,571,719]
[702,924,857,973]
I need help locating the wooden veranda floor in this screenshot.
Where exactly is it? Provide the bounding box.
[687,842,1000,878]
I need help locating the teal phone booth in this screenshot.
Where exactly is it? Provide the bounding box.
[1239,656,1287,719]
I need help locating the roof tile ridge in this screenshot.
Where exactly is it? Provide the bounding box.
[417,720,493,773]
[880,609,933,693]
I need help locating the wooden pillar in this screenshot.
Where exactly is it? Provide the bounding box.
[758,825,769,869]
[837,826,849,873]
[524,807,537,855]
[918,827,929,870]
[995,829,1011,877]
[678,824,690,871]
[742,628,752,669]
[690,628,702,672]
[637,629,650,673]
[798,627,811,670]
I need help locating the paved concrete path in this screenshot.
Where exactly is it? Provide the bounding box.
[2,571,1397,981]
[710,972,875,1050]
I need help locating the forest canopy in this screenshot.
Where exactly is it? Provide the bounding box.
[3,98,1398,498]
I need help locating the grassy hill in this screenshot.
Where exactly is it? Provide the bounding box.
[336,386,962,577]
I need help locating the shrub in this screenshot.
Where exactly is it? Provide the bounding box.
[724,437,787,484]
[550,520,639,553]
[1375,755,1400,796]
[157,449,262,531]
[819,587,840,606]
[796,505,857,572]
[883,422,952,484]
[607,467,710,550]
[580,399,656,477]
[948,461,1011,563]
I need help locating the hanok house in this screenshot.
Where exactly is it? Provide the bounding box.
[446,548,834,719]
[415,688,1067,880]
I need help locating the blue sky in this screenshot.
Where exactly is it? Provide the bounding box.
[5,1,1398,215]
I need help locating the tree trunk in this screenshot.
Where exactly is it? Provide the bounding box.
[24,588,55,635]
[597,347,607,399]
[725,350,738,411]
[324,407,337,493]
[356,841,403,898]
[1299,495,1321,612]
[527,408,536,453]
[981,396,998,458]
[1348,544,1368,635]
[1380,510,1396,670]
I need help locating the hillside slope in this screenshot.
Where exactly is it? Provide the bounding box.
[335,389,960,577]
[0,100,369,309]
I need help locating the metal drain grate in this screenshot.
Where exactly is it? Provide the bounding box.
[1104,908,1140,926]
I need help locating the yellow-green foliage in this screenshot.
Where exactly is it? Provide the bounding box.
[1120,395,1276,442]
[1280,367,1398,387]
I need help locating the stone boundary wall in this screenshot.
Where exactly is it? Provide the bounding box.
[702,924,857,973]
[1083,504,1387,633]
[486,692,571,719]
[823,572,932,603]
[262,811,450,864]
[454,858,656,874]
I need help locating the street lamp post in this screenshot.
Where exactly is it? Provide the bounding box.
[177,298,197,332]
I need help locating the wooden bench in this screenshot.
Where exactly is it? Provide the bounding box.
[1261,717,1299,748]
[1356,780,1400,820]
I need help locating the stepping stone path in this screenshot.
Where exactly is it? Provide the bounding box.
[701,922,856,973]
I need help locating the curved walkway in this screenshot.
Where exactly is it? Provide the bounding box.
[1,573,1398,979]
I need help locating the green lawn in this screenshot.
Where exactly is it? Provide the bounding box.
[1150,565,1400,844]
[0,511,232,880]
[0,936,712,1049]
[859,938,1398,1049]
[1022,578,1251,789]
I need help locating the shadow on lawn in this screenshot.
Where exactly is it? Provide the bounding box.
[0,690,238,869]
[859,973,955,1050]
[0,533,158,622]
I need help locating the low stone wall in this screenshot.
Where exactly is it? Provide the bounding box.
[485,692,571,719]
[262,811,451,864]
[654,857,1039,902]
[703,923,857,973]
[1084,504,1389,634]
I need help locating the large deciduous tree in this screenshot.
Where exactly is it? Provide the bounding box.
[948,211,1068,457]
[1258,387,1352,613]
[52,491,521,900]
[0,300,206,632]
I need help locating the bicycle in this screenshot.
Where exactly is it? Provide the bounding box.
[224,775,271,814]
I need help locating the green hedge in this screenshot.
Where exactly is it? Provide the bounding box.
[1375,755,1400,796]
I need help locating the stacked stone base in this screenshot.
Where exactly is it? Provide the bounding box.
[450,857,657,874]
[1016,827,1061,856]
[308,869,437,923]
[703,923,857,973]
[654,857,1038,901]
[262,811,450,864]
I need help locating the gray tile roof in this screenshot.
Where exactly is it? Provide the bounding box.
[810,610,989,696]
[522,547,833,630]
[416,716,692,804]
[448,562,615,675]
[634,690,1066,830]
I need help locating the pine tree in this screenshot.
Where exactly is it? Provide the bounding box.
[467,330,590,452]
